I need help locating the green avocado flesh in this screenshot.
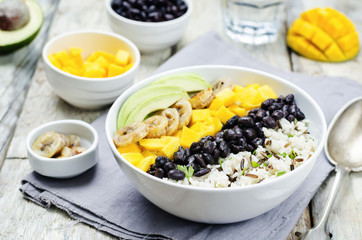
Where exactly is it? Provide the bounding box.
[117,85,188,129]
[151,73,212,92]
[124,92,188,127]
[0,0,43,54]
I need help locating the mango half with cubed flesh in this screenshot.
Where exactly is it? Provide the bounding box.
[287,8,359,62]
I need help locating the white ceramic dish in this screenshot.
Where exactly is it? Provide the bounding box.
[105,0,192,52]
[42,30,140,109]
[105,65,327,224]
[27,120,99,178]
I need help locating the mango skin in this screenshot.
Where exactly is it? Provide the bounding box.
[287,8,359,62]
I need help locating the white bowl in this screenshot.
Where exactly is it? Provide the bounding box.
[42,30,140,110]
[26,120,99,178]
[105,0,192,52]
[105,65,327,223]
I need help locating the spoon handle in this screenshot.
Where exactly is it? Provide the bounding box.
[301,165,350,240]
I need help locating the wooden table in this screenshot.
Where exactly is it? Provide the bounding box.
[1,0,361,239]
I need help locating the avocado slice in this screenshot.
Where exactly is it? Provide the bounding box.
[0,0,43,54]
[123,92,188,127]
[117,85,188,129]
[151,73,212,92]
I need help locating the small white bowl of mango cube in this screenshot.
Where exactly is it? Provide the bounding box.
[42,30,140,109]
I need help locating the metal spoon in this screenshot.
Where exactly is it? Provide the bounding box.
[302,97,362,240]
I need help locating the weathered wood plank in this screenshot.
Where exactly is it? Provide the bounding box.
[288,0,362,238]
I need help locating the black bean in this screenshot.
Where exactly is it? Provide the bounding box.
[199,136,214,145]
[262,116,277,128]
[276,95,285,103]
[246,144,255,152]
[215,131,224,139]
[268,105,277,113]
[289,104,298,115]
[224,129,237,141]
[284,94,294,104]
[251,138,264,148]
[230,144,243,154]
[255,109,266,121]
[190,142,201,153]
[287,114,295,122]
[238,116,254,128]
[185,148,191,158]
[261,98,274,110]
[194,154,207,168]
[225,115,239,129]
[271,110,284,120]
[164,13,174,20]
[282,105,289,117]
[219,140,230,158]
[168,169,185,180]
[173,147,187,164]
[203,140,216,154]
[249,108,260,114]
[295,110,305,120]
[238,137,247,149]
[155,156,168,168]
[244,128,257,140]
[202,153,213,165]
[194,168,211,177]
[154,168,165,178]
[163,161,176,172]
[212,149,220,164]
[272,102,284,110]
[248,113,256,121]
[233,126,243,138]
[187,162,200,173]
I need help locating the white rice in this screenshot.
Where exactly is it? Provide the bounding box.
[166,118,316,188]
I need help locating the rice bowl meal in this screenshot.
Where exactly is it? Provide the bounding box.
[105,65,326,223]
[112,72,316,188]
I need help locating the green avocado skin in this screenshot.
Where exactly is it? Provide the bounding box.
[0,0,43,55]
[0,27,41,54]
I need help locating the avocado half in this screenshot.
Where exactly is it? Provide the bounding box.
[0,0,43,54]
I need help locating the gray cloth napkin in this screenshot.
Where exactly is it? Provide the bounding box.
[20,32,362,240]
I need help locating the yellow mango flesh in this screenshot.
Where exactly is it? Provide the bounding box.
[287,8,359,62]
[48,48,133,78]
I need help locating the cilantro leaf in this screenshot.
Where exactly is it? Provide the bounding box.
[251,161,260,168]
[177,165,194,181]
[277,171,286,177]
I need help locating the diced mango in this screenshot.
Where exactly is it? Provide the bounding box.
[208,98,224,111]
[180,126,201,148]
[95,56,110,70]
[136,156,155,172]
[210,117,223,134]
[141,150,158,159]
[108,64,125,77]
[122,152,144,166]
[161,137,180,159]
[139,138,164,151]
[62,66,82,76]
[54,50,71,67]
[215,88,236,106]
[69,47,83,56]
[213,106,235,124]
[83,62,106,78]
[232,85,244,94]
[117,143,142,154]
[191,109,211,124]
[245,84,260,89]
[115,49,130,66]
[236,87,264,109]
[48,55,62,69]
[190,122,214,138]
[161,136,180,145]
[228,105,247,117]
[257,85,278,101]
[172,129,183,138]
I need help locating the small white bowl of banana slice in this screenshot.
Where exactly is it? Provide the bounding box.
[26,120,98,178]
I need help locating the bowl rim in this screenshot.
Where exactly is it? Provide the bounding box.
[42,30,141,82]
[27,119,99,162]
[106,65,327,192]
[105,0,193,27]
